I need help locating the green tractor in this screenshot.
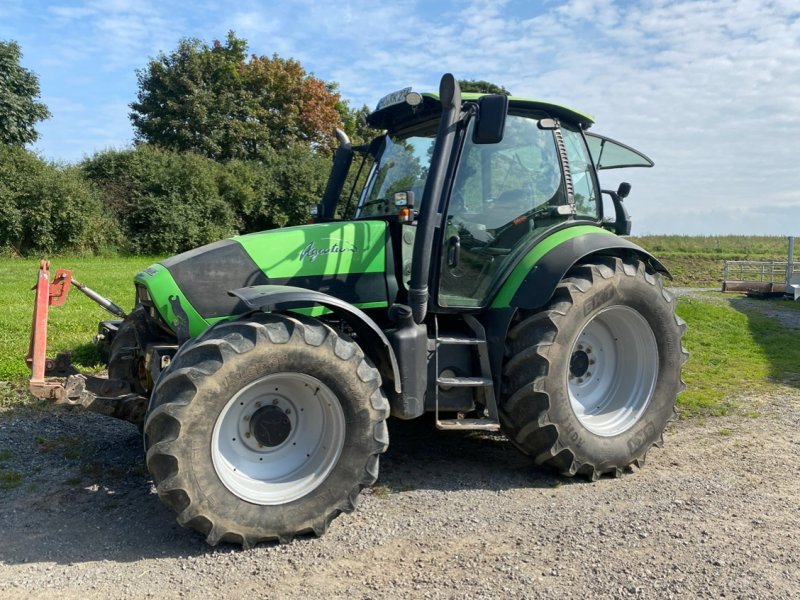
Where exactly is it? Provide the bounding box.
[29,74,686,547]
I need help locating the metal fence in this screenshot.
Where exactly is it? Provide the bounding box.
[722,260,800,293]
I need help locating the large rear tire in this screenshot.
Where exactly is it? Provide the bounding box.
[499,256,687,479]
[143,313,389,547]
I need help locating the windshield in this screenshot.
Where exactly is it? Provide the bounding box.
[355,127,436,218]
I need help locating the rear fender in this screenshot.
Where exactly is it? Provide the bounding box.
[505,232,671,310]
[229,285,401,394]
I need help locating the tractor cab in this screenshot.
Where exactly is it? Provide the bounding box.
[322,82,652,312]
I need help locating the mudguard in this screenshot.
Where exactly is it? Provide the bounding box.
[494,230,671,310]
[229,285,401,394]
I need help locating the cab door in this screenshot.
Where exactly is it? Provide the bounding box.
[437,114,568,308]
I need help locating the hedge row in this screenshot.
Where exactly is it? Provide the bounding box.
[0,143,330,256]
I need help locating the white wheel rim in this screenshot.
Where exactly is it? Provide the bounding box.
[211,372,345,505]
[567,305,658,437]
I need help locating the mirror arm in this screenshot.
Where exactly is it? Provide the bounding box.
[602,189,632,236]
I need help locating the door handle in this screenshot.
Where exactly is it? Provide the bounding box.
[447,235,461,267]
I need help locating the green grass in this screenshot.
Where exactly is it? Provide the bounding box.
[631,235,792,287]
[675,295,800,416]
[0,256,160,380]
[0,470,23,489]
[36,434,96,460]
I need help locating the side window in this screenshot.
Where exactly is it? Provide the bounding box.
[562,128,600,219]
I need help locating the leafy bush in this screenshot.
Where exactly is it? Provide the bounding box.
[83,143,330,254]
[84,146,237,255]
[0,145,120,255]
[0,139,330,257]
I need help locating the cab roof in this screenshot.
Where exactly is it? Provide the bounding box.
[367,91,595,132]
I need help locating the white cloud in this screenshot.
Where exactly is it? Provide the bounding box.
[9,0,800,233]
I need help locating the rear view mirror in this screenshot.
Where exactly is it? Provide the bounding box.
[473,95,508,144]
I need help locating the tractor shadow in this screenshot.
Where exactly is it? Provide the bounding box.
[728,295,800,390]
[380,415,563,493]
[0,407,576,566]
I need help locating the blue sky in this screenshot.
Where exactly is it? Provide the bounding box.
[1,0,798,235]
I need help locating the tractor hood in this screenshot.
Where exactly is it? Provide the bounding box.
[134,221,389,337]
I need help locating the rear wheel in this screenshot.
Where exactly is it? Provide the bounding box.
[499,256,687,479]
[144,313,389,547]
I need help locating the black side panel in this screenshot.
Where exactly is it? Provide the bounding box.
[269,272,387,308]
[163,240,270,318]
[510,233,671,309]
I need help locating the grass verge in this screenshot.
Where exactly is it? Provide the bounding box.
[675,294,800,416]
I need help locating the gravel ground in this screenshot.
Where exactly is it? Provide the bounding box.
[1,294,799,599]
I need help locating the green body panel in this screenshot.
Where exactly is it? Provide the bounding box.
[134,221,389,337]
[233,221,387,278]
[491,225,614,308]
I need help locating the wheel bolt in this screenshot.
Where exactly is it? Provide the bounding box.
[589,359,595,366]
[272,398,279,405]
[245,432,251,438]
[255,401,261,408]
[243,415,250,421]
[576,378,583,384]
[285,408,291,415]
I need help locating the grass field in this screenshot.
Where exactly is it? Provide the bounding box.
[631,235,793,286]
[1,238,798,417]
[0,256,160,380]
[675,295,800,416]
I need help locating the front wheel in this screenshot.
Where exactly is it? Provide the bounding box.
[500,256,687,479]
[144,313,389,547]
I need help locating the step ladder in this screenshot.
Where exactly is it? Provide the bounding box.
[434,315,500,431]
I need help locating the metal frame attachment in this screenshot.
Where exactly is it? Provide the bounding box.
[27,261,72,401]
[26,260,128,402]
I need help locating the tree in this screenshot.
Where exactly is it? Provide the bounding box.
[0,40,50,146]
[130,32,344,160]
[458,79,511,95]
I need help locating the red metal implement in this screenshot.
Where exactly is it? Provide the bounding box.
[26,261,73,401]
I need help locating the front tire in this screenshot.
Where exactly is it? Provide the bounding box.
[144,313,389,547]
[499,256,687,479]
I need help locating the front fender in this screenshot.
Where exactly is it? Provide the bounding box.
[493,231,671,310]
[229,285,401,394]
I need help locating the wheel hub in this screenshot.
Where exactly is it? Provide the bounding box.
[212,372,346,505]
[251,405,291,447]
[569,349,590,379]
